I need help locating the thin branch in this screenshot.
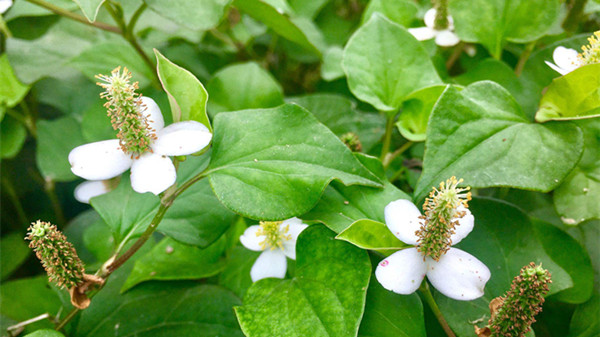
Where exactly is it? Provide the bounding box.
[25,0,121,34]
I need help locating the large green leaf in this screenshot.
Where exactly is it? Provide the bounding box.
[414,81,583,202]
[235,225,371,336]
[207,103,381,220]
[288,94,386,152]
[0,54,29,107]
[72,0,105,22]
[358,280,426,337]
[396,85,446,142]
[435,198,594,336]
[342,14,441,112]
[155,50,211,129]
[207,62,284,116]
[219,246,260,298]
[568,293,600,337]
[233,0,322,55]
[70,41,155,89]
[449,0,560,58]
[361,0,418,27]
[1,115,27,158]
[536,64,600,122]
[144,0,230,31]
[121,236,226,292]
[0,232,30,280]
[36,116,86,181]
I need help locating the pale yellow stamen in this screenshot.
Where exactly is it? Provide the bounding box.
[256,221,292,250]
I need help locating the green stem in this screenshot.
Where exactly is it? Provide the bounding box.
[44,178,66,225]
[126,3,146,36]
[388,166,406,183]
[380,114,395,162]
[419,282,457,337]
[445,42,464,71]
[25,0,121,33]
[0,16,12,38]
[19,101,37,137]
[515,41,536,76]
[1,176,29,227]
[55,306,80,331]
[383,141,413,169]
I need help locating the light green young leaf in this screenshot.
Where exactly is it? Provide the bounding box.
[70,41,155,89]
[233,0,322,55]
[208,104,382,220]
[36,117,86,181]
[435,198,593,336]
[321,46,344,81]
[358,280,426,337]
[155,49,211,130]
[144,0,231,31]
[361,0,418,27]
[0,54,29,108]
[1,116,27,159]
[450,0,560,58]
[343,14,441,112]
[396,85,446,142]
[121,237,226,292]
[72,0,105,22]
[207,62,284,116]
[414,81,583,202]
[337,219,408,251]
[536,64,600,122]
[24,330,65,337]
[235,225,371,337]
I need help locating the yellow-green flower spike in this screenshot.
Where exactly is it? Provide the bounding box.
[578,31,600,66]
[416,176,472,261]
[26,220,86,289]
[96,66,156,158]
[488,263,552,337]
[256,221,292,250]
[340,132,363,152]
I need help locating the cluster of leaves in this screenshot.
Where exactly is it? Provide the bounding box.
[1,0,599,336]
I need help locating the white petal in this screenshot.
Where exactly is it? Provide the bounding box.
[281,219,308,259]
[153,121,212,156]
[426,248,491,301]
[375,247,427,294]
[69,139,133,180]
[553,46,580,74]
[424,8,436,28]
[544,61,569,75]
[450,206,474,245]
[435,30,460,47]
[0,0,12,14]
[408,27,436,41]
[74,180,111,203]
[385,199,422,245]
[240,225,265,252]
[130,152,176,195]
[250,250,287,282]
[140,96,164,132]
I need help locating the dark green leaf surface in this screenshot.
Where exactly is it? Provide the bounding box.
[536,64,600,122]
[144,0,230,31]
[155,50,211,129]
[121,237,226,291]
[450,0,559,58]
[36,116,86,181]
[435,198,593,336]
[343,14,441,111]
[208,104,382,220]
[0,232,30,280]
[568,292,600,337]
[219,246,260,298]
[414,81,583,202]
[358,280,426,337]
[207,62,284,116]
[235,225,371,337]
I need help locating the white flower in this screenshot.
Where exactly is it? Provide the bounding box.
[408,8,460,47]
[74,180,113,204]
[240,217,308,282]
[545,46,581,75]
[69,97,212,195]
[0,0,13,14]
[375,199,491,301]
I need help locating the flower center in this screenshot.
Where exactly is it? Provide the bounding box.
[256,221,292,250]
[578,31,600,66]
[416,176,471,261]
[96,67,156,158]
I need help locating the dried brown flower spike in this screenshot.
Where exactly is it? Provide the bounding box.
[26,220,104,309]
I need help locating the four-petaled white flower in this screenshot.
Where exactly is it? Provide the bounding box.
[375,199,491,301]
[409,8,460,47]
[240,217,308,282]
[545,46,581,75]
[69,97,212,195]
[0,0,12,14]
